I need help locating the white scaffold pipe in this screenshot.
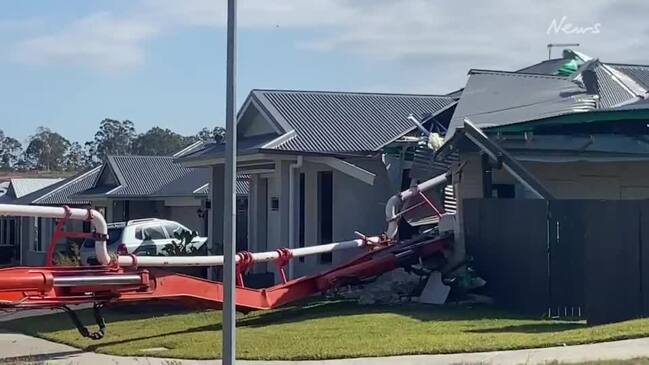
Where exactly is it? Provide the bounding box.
[117,235,384,267]
[0,203,384,268]
[0,204,110,265]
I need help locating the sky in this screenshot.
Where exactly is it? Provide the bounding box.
[0,0,648,144]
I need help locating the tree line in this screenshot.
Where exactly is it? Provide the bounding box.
[0,119,225,172]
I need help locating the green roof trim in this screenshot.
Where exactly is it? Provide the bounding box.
[488,109,649,133]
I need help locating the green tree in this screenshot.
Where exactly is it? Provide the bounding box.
[89,119,136,161]
[196,126,226,143]
[65,141,89,171]
[132,127,194,156]
[0,130,22,170]
[23,127,70,171]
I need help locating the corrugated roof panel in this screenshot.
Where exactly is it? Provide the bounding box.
[446,70,597,138]
[35,167,101,205]
[110,156,197,196]
[595,66,635,108]
[611,64,649,90]
[193,177,250,196]
[256,90,455,153]
[10,178,62,198]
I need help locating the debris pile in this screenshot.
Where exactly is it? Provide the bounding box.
[334,263,487,306]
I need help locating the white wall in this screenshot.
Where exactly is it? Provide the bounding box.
[246,157,396,279]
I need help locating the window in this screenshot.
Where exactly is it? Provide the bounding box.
[298,173,305,262]
[163,223,190,240]
[135,227,143,240]
[142,225,167,240]
[318,171,333,264]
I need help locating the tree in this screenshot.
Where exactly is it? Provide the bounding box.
[196,126,226,143]
[23,127,70,171]
[0,130,22,170]
[132,127,194,156]
[65,142,89,171]
[89,119,136,162]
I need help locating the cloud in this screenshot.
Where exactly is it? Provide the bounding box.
[8,0,649,90]
[14,12,159,71]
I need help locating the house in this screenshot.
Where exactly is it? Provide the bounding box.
[177,89,457,279]
[2,153,248,266]
[408,49,649,222]
[0,177,70,265]
[72,155,248,239]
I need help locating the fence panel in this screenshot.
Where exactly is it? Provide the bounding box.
[582,200,642,324]
[548,200,587,317]
[464,199,549,314]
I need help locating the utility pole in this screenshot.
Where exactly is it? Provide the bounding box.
[223,0,237,364]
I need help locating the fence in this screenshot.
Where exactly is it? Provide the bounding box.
[463,199,649,324]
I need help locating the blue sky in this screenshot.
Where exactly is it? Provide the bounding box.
[0,0,647,143]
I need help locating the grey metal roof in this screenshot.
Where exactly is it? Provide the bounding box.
[11,167,100,206]
[177,133,276,164]
[515,58,568,75]
[446,70,598,138]
[193,175,250,196]
[252,90,456,153]
[610,64,649,90]
[10,178,62,198]
[77,156,215,198]
[594,65,637,108]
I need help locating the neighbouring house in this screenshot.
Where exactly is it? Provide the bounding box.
[177,89,457,279]
[0,177,68,265]
[432,50,649,203]
[3,153,248,266]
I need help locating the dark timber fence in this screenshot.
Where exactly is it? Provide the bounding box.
[463,199,649,324]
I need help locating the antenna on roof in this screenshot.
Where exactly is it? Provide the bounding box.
[547,43,580,60]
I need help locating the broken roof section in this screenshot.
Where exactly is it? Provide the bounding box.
[445,50,649,139]
[178,89,456,165]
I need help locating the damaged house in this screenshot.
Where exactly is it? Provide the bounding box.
[433,50,649,201]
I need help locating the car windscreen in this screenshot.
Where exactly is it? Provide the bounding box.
[82,227,123,248]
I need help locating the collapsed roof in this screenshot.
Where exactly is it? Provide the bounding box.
[445,50,649,139]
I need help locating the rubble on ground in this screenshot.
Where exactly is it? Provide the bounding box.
[335,268,423,305]
[332,263,487,306]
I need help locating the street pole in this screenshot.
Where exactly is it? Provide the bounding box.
[223,0,237,364]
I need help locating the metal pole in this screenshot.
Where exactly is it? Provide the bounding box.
[223,0,237,363]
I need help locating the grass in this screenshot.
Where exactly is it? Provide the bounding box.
[4,300,649,361]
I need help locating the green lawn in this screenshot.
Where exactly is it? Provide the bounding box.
[4,301,649,360]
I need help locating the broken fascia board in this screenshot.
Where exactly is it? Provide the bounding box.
[306,156,375,186]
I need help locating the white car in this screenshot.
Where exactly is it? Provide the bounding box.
[79,218,207,265]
